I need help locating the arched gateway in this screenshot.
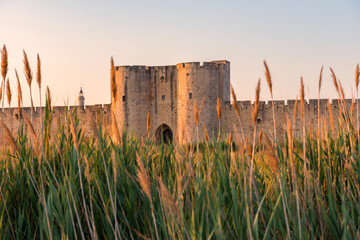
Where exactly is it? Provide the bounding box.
[155,124,173,144]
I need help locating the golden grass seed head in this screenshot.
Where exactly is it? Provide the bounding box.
[203,124,208,142]
[216,98,221,119]
[6,78,11,107]
[23,50,33,87]
[230,84,240,117]
[110,57,117,99]
[36,54,41,89]
[1,45,8,80]
[46,86,51,111]
[356,63,359,90]
[263,60,272,96]
[194,100,199,126]
[15,69,22,109]
[327,99,335,133]
[330,67,339,94]
[147,112,151,134]
[318,65,323,92]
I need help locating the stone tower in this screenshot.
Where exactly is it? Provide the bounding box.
[112,61,230,144]
[78,87,85,109]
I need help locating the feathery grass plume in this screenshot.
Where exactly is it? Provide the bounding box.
[0,81,3,103]
[158,177,181,224]
[318,65,324,92]
[0,121,20,156]
[263,60,272,96]
[1,45,8,114]
[230,84,240,117]
[36,54,41,89]
[227,133,232,147]
[111,112,121,144]
[46,86,51,112]
[356,64,359,91]
[300,77,305,121]
[338,79,345,100]
[22,111,40,159]
[15,69,22,111]
[23,50,33,87]
[293,97,298,125]
[217,98,221,141]
[68,113,79,153]
[217,98,221,119]
[6,78,11,107]
[110,57,117,99]
[136,154,160,240]
[260,130,278,175]
[194,100,199,126]
[136,154,152,203]
[351,99,355,119]
[327,99,335,133]
[251,79,261,125]
[199,97,205,113]
[330,67,339,94]
[23,50,34,120]
[147,112,151,134]
[203,124,208,142]
[1,45,8,81]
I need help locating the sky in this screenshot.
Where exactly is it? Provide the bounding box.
[0,0,359,107]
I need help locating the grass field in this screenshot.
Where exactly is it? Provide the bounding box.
[1,46,360,239]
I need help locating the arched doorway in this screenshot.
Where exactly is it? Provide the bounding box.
[155,124,173,144]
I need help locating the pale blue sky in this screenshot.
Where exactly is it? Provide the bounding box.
[0,0,359,106]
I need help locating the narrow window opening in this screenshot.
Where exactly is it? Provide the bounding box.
[189,93,192,99]
[162,95,165,100]
[123,96,126,102]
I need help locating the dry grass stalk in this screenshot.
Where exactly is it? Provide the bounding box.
[158,177,181,224]
[6,78,11,108]
[293,97,298,124]
[15,69,23,110]
[300,77,305,122]
[327,100,335,133]
[147,112,151,134]
[260,130,278,175]
[251,79,261,125]
[339,80,345,100]
[110,57,117,99]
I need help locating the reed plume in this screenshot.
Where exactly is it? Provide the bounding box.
[317,66,323,181]
[15,69,23,111]
[355,64,359,154]
[23,50,34,121]
[6,78,11,108]
[251,79,261,125]
[217,98,221,141]
[330,67,339,95]
[136,154,160,240]
[147,112,151,135]
[300,77,307,194]
[260,130,278,175]
[0,121,20,156]
[327,100,335,133]
[46,86,51,112]
[230,84,240,117]
[264,60,276,140]
[203,124,208,142]
[194,100,199,126]
[110,57,117,99]
[36,54,43,127]
[1,45,8,113]
[22,111,40,159]
[158,177,181,225]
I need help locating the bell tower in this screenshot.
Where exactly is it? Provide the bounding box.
[78,87,85,109]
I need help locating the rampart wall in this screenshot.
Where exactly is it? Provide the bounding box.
[0,104,112,147]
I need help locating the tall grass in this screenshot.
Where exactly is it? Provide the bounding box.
[1,56,360,239]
